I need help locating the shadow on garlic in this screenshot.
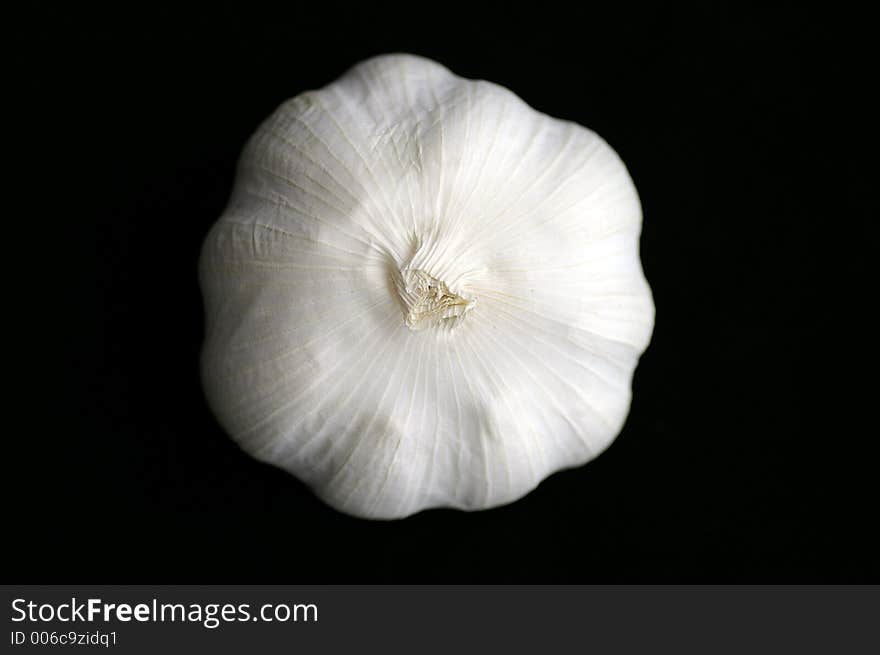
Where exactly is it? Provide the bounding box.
[199,53,654,519]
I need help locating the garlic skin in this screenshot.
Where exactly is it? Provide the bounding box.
[200,54,654,519]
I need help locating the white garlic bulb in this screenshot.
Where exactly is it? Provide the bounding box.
[200,54,654,519]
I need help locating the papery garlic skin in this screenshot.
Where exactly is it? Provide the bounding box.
[200,54,654,519]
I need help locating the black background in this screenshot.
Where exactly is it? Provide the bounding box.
[9,4,875,581]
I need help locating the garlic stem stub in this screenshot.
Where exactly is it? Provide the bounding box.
[199,54,655,519]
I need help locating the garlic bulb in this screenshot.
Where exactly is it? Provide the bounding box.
[200,54,654,519]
